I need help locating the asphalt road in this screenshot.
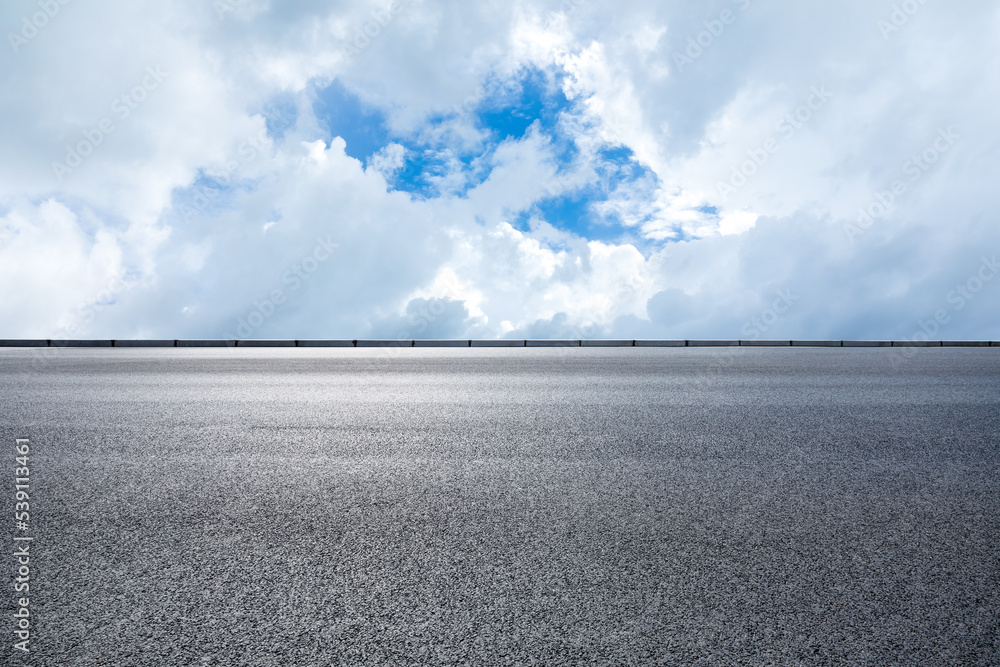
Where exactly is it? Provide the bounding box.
[1,348,998,666]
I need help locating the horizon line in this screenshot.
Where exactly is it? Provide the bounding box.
[1,339,998,348]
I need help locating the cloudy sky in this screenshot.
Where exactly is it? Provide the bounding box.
[1,0,998,340]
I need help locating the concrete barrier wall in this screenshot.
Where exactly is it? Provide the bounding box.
[843,341,893,347]
[0,340,49,347]
[176,340,237,348]
[635,340,686,347]
[791,340,842,347]
[471,340,524,347]
[296,340,355,347]
[582,340,635,347]
[414,340,470,348]
[525,340,580,347]
[114,340,175,347]
[0,339,996,348]
[50,340,114,347]
[236,340,296,348]
[355,340,413,348]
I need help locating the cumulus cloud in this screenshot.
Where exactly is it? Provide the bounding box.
[1,0,998,340]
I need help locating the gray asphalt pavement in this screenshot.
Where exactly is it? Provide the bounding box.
[1,348,998,665]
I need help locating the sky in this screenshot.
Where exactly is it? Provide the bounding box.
[1,0,998,341]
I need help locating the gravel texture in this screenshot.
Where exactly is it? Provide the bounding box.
[0,347,998,665]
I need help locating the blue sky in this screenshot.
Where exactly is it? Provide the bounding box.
[1,0,998,341]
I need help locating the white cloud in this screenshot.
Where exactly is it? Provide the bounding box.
[718,210,758,237]
[367,142,406,179]
[1,0,998,340]
[0,200,130,337]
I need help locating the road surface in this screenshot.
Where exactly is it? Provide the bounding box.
[1,347,997,665]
